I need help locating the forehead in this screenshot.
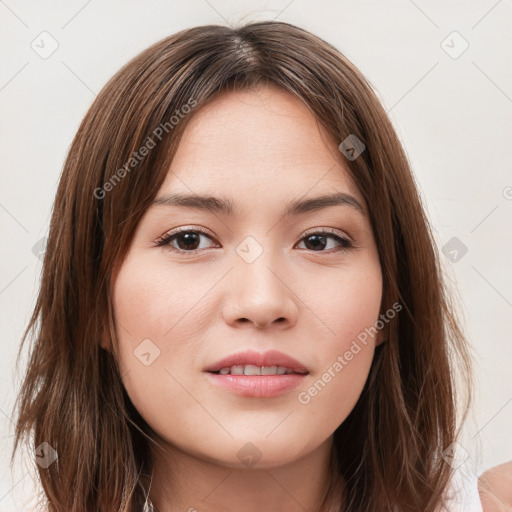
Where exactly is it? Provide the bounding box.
[160,85,365,209]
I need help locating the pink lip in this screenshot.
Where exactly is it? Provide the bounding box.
[203,349,309,374]
[203,349,309,398]
[205,373,306,398]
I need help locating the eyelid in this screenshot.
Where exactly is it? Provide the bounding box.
[155,225,355,253]
[165,225,215,238]
[300,226,352,242]
[154,225,217,248]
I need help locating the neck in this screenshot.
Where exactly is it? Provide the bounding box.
[147,436,343,512]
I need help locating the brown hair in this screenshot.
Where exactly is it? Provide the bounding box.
[11,20,473,512]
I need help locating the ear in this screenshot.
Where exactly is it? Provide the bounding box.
[375,333,386,347]
[375,323,388,347]
[99,335,111,353]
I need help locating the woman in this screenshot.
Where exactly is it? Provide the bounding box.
[11,20,479,511]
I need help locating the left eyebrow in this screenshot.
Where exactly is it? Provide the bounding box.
[150,192,366,216]
[284,193,365,216]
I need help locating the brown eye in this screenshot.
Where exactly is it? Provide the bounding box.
[173,232,202,251]
[156,228,216,253]
[296,231,353,252]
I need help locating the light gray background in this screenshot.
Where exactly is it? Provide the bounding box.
[1,1,511,510]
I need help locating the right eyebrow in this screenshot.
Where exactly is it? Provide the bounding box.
[151,193,237,214]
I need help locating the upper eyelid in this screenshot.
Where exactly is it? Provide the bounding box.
[156,226,352,247]
[300,226,352,241]
[161,225,351,239]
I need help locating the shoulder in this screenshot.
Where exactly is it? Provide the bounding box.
[478,461,512,512]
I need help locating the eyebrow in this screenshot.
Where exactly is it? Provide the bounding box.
[151,192,365,217]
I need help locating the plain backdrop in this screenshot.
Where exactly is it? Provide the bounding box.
[1,1,511,510]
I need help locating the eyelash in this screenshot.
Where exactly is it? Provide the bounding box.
[155,226,355,255]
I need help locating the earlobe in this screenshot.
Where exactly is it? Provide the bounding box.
[99,336,111,353]
[375,330,387,347]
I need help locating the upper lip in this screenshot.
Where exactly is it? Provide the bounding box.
[204,349,309,374]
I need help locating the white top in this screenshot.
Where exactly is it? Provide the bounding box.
[443,466,484,512]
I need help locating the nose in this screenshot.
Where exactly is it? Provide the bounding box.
[221,251,299,330]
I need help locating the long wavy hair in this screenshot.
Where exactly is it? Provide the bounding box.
[11,20,473,512]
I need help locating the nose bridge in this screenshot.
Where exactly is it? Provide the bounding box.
[222,234,298,328]
[237,241,281,291]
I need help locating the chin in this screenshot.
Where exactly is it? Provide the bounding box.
[197,436,319,470]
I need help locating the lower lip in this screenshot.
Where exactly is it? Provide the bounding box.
[204,372,307,398]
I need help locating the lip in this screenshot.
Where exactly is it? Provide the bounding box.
[203,349,309,398]
[205,372,307,398]
[203,349,309,374]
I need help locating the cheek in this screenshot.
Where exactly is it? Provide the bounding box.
[111,254,222,424]
[330,275,382,347]
[303,252,383,347]
[111,259,204,449]
[293,263,381,432]
[113,253,215,347]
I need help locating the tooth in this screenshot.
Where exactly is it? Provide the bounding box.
[217,364,298,375]
[261,365,278,375]
[244,365,262,375]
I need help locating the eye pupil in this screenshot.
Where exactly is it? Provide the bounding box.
[304,234,327,251]
[177,232,200,250]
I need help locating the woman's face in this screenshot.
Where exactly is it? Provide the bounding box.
[110,85,383,468]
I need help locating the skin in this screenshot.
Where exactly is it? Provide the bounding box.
[478,461,512,512]
[108,84,385,512]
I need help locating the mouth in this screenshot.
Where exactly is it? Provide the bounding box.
[209,364,308,376]
[203,350,310,398]
[204,349,309,374]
